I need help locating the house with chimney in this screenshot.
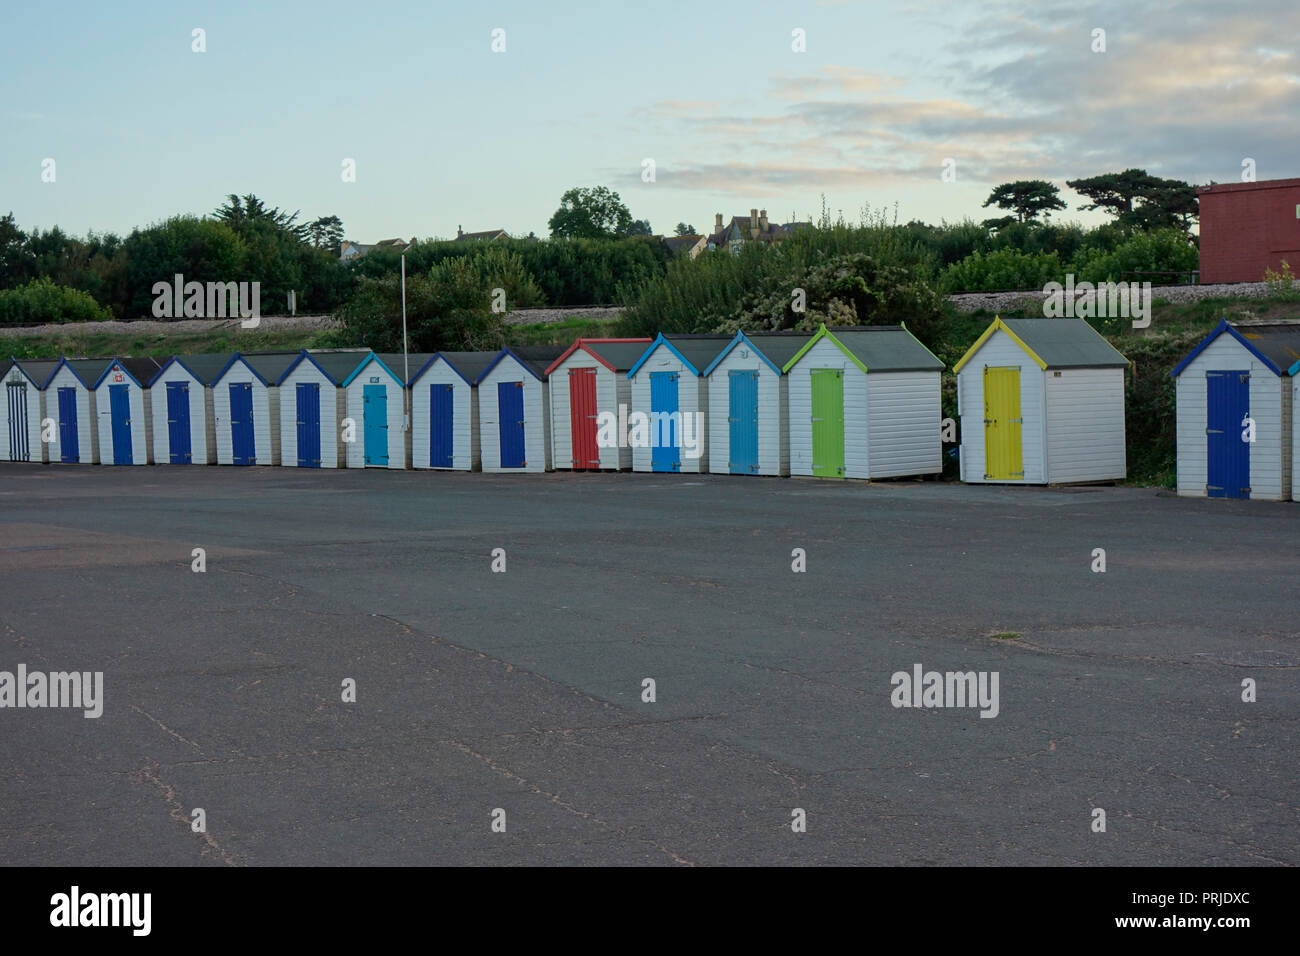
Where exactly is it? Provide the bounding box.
[339,238,413,261]
[455,227,510,242]
[706,209,811,253]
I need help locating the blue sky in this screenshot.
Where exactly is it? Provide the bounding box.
[3,0,1297,241]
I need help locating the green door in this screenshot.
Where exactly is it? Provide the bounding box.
[810,369,845,478]
[983,366,1023,480]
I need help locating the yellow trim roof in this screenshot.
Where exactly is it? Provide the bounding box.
[952,316,1048,373]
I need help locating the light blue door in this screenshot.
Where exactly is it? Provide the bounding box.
[728,370,759,474]
[363,384,388,466]
[650,371,679,472]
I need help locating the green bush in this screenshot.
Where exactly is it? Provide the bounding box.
[0,277,113,325]
[1073,228,1198,285]
[939,248,1065,293]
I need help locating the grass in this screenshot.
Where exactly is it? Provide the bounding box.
[5,328,326,360]
[504,318,616,346]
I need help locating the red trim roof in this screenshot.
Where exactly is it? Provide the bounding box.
[544,338,652,375]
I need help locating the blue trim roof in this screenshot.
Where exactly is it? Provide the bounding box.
[341,352,402,387]
[213,353,268,386]
[147,356,188,387]
[627,333,705,378]
[701,332,783,377]
[1170,319,1286,377]
[91,358,144,390]
[475,347,545,384]
[47,357,95,389]
[408,352,476,387]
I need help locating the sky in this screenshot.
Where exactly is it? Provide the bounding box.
[2,0,1298,242]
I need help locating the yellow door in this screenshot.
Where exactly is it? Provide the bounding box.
[983,366,1023,480]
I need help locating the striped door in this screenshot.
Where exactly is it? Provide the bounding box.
[728,370,759,474]
[6,383,29,462]
[430,383,454,468]
[983,366,1023,480]
[810,369,844,478]
[1206,370,1250,498]
[569,368,599,469]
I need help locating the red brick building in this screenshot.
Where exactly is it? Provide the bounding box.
[1198,177,1300,283]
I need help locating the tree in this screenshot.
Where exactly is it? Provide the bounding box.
[674,222,697,236]
[982,181,1067,223]
[548,186,634,239]
[1066,169,1154,221]
[307,215,345,255]
[213,194,308,242]
[1067,170,1198,232]
[623,218,652,236]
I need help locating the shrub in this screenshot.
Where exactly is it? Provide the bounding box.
[0,277,113,325]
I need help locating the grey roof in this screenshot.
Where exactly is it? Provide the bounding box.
[999,318,1128,368]
[166,353,238,385]
[299,350,371,385]
[583,340,655,371]
[63,358,111,386]
[115,357,165,386]
[374,352,440,384]
[504,346,567,379]
[416,351,501,385]
[741,332,815,369]
[10,359,62,388]
[1229,321,1300,372]
[239,351,302,385]
[661,334,735,374]
[828,325,944,372]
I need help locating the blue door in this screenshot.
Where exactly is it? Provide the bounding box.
[6,383,29,462]
[296,383,321,467]
[728,370,759,474]
[430,383,453,468]
[229,383,256,465]
[1206,370,1250,499]
[109,384,133,465]
[363,384,388,466]
[57,387,79,462]
[166,382,191,463]
[498,381,526,468]
[650,371,680,472]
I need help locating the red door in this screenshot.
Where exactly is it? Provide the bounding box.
[569,368,599,469]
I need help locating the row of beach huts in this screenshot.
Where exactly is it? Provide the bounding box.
[3,316,1300,500]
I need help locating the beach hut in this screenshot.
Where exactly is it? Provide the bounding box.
[148,354,234,465]
[546,338,653,470]
[42,358,104,464]
[953,317,1129,485]
[211,352,299,466]
[277,350,371,469]
[701,331,813,476]
[341,352,410,469]
[408,352,497,471]
[1170,319,1300,501]
[626,334,732,473]
[783,324,944,480]
[2,359,58,463]
[90,357,161,465]
[476,346,565,473]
